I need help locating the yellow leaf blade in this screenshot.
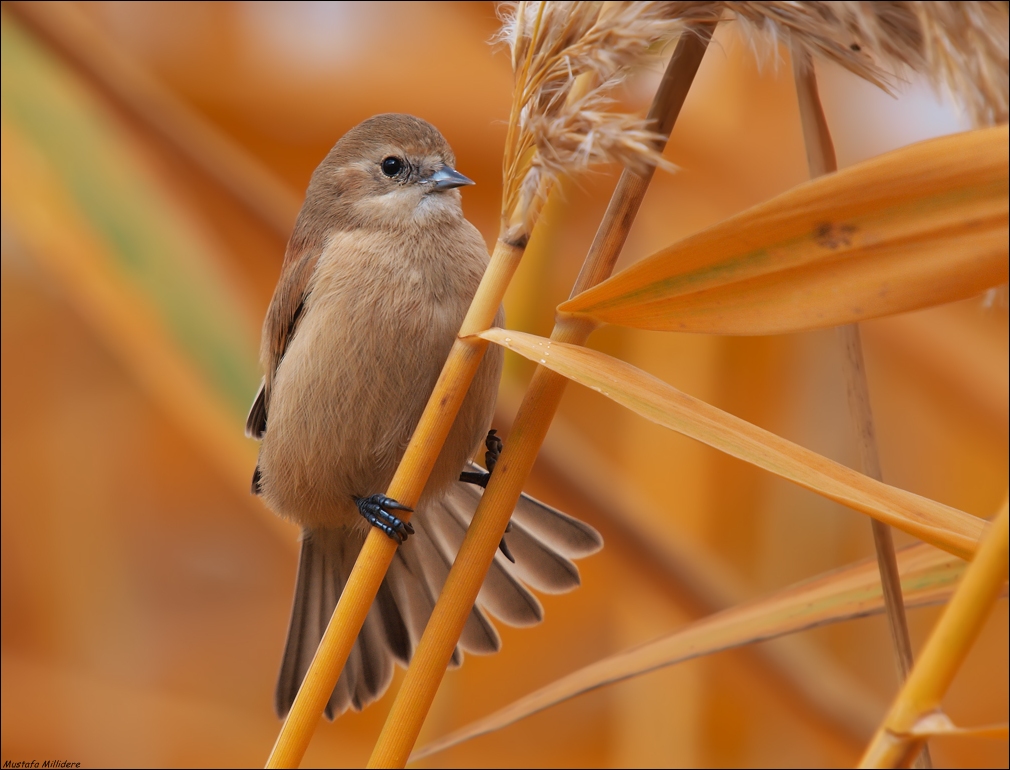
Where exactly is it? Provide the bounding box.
[559,125,1009,334]
[477,329,985,558]
[412,542,978,761]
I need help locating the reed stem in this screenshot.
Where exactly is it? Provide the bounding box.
[366,27,715,769]
[858,502,1008,768]
[791,50,929,767]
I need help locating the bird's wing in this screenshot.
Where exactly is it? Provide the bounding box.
[245,248,319,439]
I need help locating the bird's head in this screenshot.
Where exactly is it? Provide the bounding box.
[306,113,474,233]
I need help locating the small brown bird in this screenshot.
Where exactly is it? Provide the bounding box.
[247,114,602,719]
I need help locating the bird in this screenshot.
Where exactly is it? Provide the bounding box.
[246,113,603,719]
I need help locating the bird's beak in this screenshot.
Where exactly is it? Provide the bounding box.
[428,165,475,191]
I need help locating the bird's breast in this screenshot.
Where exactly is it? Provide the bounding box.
[257,224,489,528]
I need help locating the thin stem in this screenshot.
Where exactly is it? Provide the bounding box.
[859,502,1009,768]
[792,49,929,768]
[366,27,715,769]
[839,325,917,680]
[792,51,837,177]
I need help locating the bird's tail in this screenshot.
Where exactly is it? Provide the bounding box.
[275,483,603,720]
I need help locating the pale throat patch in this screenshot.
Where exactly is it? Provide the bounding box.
[354,185,461,227]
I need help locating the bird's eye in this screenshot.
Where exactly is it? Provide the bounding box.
[381,156,404,177]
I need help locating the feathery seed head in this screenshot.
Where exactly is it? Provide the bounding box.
[497,1,697,244]
[496,1,1008,244]
[726,2,1008,126]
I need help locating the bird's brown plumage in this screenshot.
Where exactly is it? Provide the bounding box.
[247,114,602,719]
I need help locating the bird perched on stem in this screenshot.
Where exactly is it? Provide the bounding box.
[246,113,602,719]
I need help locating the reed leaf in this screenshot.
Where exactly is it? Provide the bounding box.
[477,329,986,559]
[412,540,990,761]
[558,125,1009,334]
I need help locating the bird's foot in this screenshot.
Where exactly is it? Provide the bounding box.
[458,469,491,487]
[459,429,503,489]
[355,494,414,544]
[458,430,514,561]
[484,429,503,474]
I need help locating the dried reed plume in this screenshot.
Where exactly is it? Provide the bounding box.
[496,1,1008,246]
[496,1,693,246]
[724,1,1009,126]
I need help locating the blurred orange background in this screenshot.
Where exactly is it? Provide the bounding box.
[1,2,1006,767]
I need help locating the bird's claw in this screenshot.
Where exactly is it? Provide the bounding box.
[355,494,414,543]
[484,429,503,474]
[459,430,514,561]
[459,469,491,487]
[459,429,503,489]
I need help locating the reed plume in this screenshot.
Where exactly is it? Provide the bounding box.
[495,1,692,245]
[493,1,1008,244]
[725,1,1009,125]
